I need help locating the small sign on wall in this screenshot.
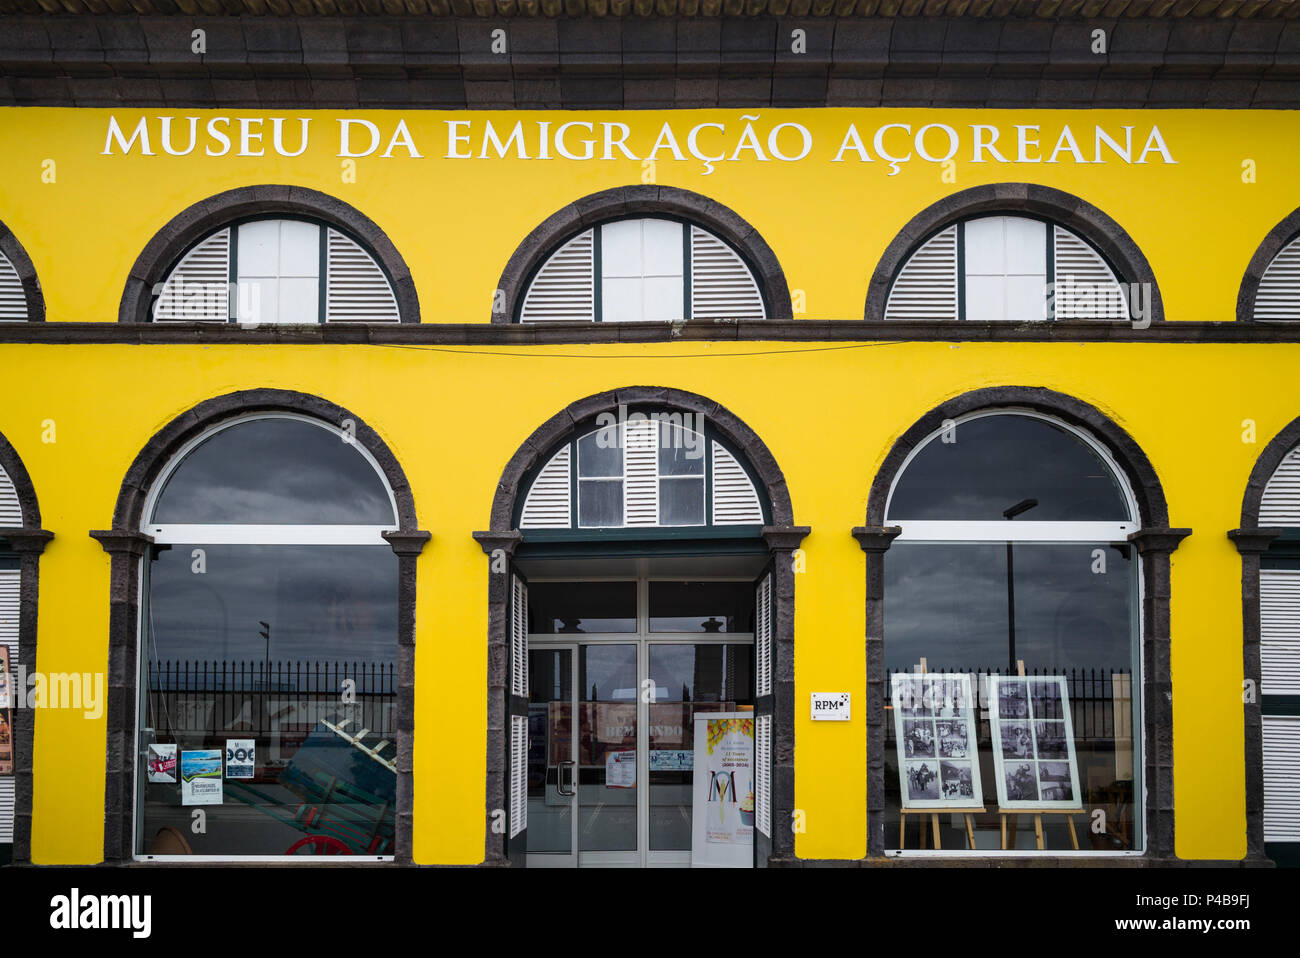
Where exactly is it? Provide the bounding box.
[811,692,851,721]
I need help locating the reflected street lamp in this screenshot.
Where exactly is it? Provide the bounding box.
[1002,498,1038,674]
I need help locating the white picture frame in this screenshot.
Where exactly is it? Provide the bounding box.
[989,675,1083,810]
[891,673,983,810]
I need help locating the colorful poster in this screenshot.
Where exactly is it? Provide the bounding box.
[690,713,754,868]
[147,743,177,783]
[890,673,983,810]
[225,738,255,779]
[989,675,1083,810]
[0,647,12,775]
[180,749,224,806]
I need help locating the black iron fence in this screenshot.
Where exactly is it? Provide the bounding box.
[143,659,397,748]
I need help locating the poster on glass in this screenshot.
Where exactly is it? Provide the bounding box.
[989,675,1082,810]
[891,672,983,809]
[690,713,754,867]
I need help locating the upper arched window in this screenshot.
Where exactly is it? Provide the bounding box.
[153,217,400,324]
[886,411,1136,530]
[518,217,766,323]
[1253,233,1300,322]
[517,411,767,530]
[0,249,28,321]
[885,215,1127,323]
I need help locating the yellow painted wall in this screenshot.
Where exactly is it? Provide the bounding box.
[1,106,1298,865]
[0,107,1296,324]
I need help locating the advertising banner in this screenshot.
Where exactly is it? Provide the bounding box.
[690,713,754,868]
[0,647,12,775]
[147,743,177,784]
[180,749,224,806]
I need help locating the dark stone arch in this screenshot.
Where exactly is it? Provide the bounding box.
[475,386,806,867]
[0,217,45,322]
[1238,208,1300,324]
[491,185,793,324]
[1230,413,1300,865]
[865,386,1169,529]
[864,183,1165,325]
[92,389,428,864]
[488,386,793,531]
[856,386,1186,863]
[0,431,52,866]
[117,185,419,324]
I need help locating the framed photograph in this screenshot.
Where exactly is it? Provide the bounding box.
[891,673,982,810]
[989,675,1082,810]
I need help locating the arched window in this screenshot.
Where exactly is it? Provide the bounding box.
[517,411,767,530]
[885,214,1128,323]
[0,219,43,322]
[1259,444,1300,861]
[883,410,1142,854]
[153,217,400,324]
[1252,233,1300,322]
[518,217,766,323]
[135,414,401,859]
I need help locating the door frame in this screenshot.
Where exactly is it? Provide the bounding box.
[525,570,756,868]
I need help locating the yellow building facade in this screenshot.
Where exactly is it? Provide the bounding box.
[0,105,1297,866]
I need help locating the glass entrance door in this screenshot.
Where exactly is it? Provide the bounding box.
[525,575,756,868]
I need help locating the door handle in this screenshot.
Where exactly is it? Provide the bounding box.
[557,760,576,796]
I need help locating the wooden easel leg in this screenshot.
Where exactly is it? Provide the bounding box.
[931,813,941,850]
[1000,815,1007,850]
[1034,814,1045,850]
[1067,815,1079,851]
[899,813,906,850]
[964,814,976,850]
[919,813,927,848]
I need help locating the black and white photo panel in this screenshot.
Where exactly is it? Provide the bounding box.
[988,675,1082,810]
[891,672,983,810]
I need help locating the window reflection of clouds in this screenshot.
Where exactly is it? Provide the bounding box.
[885,543,1132,673]
[152,418,395,525]
[149,545,397,665]
[887,416,1129,522]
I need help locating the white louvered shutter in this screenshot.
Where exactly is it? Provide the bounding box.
[884,225,958,321]
[520,445,572,529]
[0,569,17,842]
[755,714,771,837]
[1255,236,1300,322]
[624,419,659,527]
[325,228,400,323]
[0,464,20,527]
[1052,225,1127,320]
[0,250,26,321]
[689,226,765,320]
[511,576,528,698]
[1264,716,1300,842]
[1262,569,1300,695]
[712,442,763,525]
[520,229,595,323]
[756,574,772,698]
[1262,448,1300,525]
[510,715,528,839]
[154,229,230,321]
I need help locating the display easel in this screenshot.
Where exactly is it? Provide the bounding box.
[899,658,985,850]
[996,660,1083,851]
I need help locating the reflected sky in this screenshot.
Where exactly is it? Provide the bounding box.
[887,415,1130,522]
[147,545,398,666]
[883,542,1135,673]
[151,418,395,525]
